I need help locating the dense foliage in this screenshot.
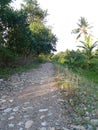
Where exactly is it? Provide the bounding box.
[0,0,57,68]
[52,50,86,68]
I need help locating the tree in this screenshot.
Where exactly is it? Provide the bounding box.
[0,0,12,7]
[30,22,57,55]
[20,0,57,55]
[72,17,92,40]
[0,6,33,56]
[22,0,47,23]
[0,0,14,46]
[0,0,57,68]
[65,50,86,68]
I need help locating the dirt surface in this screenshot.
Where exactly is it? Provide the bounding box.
[0,62,71,130]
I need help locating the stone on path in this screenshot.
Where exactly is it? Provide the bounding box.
[41,121,47,126]
[25,120,33,129]
[0,63,76,130]
[90,119,98,126]
[63,128,70,130]
[8,123,14,128]
[40,115,45,119]
[4,108,12,113]
[13,106,20,112]
[0,79,3,82]
[8,116,14,120]
[17,122,24,126]
[49,127,55,130]
[39,109,48,112]
[40,127,47,130]
[70,125,86,130]
[19,128,23,130]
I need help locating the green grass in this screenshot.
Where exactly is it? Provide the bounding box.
[53,57,98,83]
[0,58,44,79]
[83,58,98,83]
[82,70,98,83]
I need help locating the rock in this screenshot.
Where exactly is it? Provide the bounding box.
[9,99,13,103]
[13,106,19,112]
[85,111,89,116]
[48,112,53,116]
[92,109,98,116]
[2,112,7,116]
[87,125,93,130]
[63,128,70,130]
[0,106,6,111]
[1,99,6,103]
[8,123,14,128]
[19,128,23,130]
[57,99,65,102]
[96,127,98,130]
[41,121,47,126]
[23,106,33,110]
[17,122,24,126]
[0,79,3,82]
[8,116,14,120]
[1,95,7,99]
[85,116,90,121]
[70,125,86,130]
[10,112,15,115]
[1,117,5,121]
[25,120,33,129]
[96,109,98,116]
[23,115,29,118]
[39,109,48,112]
[49,127,55,130]
[40,115,45,119]
[23,102,30,105]
[90,119,98,126]
[40,127,47,130]
[55,122,60,126]
[4,108,12,113]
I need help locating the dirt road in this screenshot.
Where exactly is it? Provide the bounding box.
[0,63,70,130]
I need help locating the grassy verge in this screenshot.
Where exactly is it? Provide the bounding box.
[74,58,98,83]
[53,60,98,84]
[54,63,98,128]
[0,58,45,79]
[81,70,98,83]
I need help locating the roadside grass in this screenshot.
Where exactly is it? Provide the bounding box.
[73,58,98,83]
[81,70,98,83]
[0,58,45,79]
[54,63,98,127]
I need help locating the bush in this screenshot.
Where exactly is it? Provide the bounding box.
[0,47,16,68]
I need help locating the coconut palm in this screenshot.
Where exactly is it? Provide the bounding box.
[72,17,92,40]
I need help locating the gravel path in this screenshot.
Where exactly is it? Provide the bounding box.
[0,62,70,130]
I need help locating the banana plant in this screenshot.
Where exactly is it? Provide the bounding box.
[78,36,98,69]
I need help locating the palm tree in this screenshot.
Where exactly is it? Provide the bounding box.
[77,36,98,68]
[72,17,92,40]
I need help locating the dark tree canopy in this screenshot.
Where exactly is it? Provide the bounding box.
[0,0,57,67]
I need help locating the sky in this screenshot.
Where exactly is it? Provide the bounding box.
[11,0,98,52]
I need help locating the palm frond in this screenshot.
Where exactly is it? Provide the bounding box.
[72,28,80,34]
[76,33,81,39]
[77,45,87,50]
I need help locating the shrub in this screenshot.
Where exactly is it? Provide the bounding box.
[0,47,16,68]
